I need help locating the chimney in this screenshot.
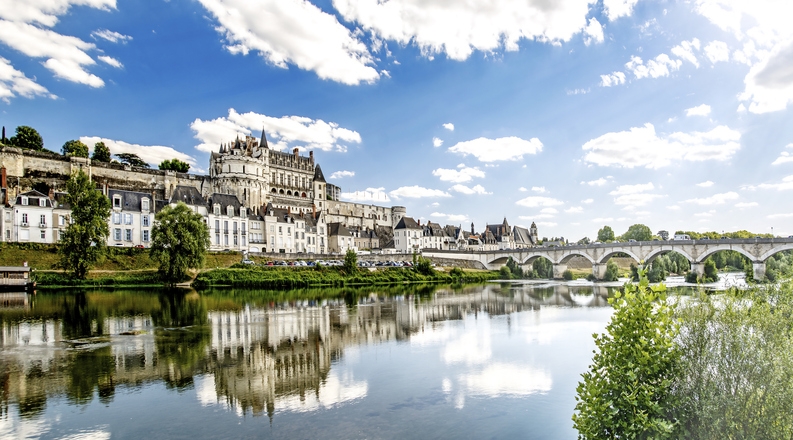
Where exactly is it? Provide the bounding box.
[293,147,299,156]
[287,206,291,215]
[471,222,475,235]
[48,188,54,200]
[1,167,6,189]
[309,151,314,164]
[312,203,316,218]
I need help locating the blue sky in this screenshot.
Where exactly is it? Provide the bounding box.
[2,0,792,239]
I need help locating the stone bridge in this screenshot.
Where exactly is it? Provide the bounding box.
[423,238,793,281]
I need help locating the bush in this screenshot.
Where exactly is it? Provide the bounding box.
[415,257,434,276]
[449,267,464,277]
[603,259,619,281]
[498,266,512,279]
[573,271,680,439]
[586,273,597,282]
[685,271,699,283]
[562,269,574,280]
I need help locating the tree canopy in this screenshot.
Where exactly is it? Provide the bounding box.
[597,225,615,242]
[9,126,44,151]
[159,158,190,173]
[62,140,89,158]
[58,170,111,279]
[115,152,149,168]
[621,223,653,242]
[92,141,111,162]
[150,202,210,283]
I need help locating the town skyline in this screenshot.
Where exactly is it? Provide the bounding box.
[1,0,791,240]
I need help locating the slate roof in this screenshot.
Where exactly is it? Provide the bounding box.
[394,216,420,230]
[208,193,242,215]
[328,222,352,237]
[313,164,326,183]
[108,189,152,212]
[513,225,535,245]
[16,190,54,208]
[170,185,204,206]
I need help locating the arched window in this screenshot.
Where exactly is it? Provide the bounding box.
[301,192,307,198]
[271,188,277,193]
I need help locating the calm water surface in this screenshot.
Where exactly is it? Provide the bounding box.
[0,280,718,439]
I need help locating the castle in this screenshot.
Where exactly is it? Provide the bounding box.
[0,134,536,254]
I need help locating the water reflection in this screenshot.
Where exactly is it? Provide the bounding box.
[0,283,615,437]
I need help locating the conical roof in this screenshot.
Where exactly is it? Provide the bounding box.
[313,164,326,183]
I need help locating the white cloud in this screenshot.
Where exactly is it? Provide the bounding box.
[389,186,451,199]
[330,170,355,179]
[741,38,793,113]
[583,18,604,46]
[91,29,131,43]
[745,175,793,191]
[671,38,701,67]
[431,212,468,222]
[686,104,711,117]
[432,166,485,183]
[696,180,715,187]
[565,206,583,213]
[704,40,730,63]
[735,202,758,208]
[443,123,454,131]
[190,108,361,153]
[567,88,589,95]
[341,187,391,202]
[625,54,682,79]
[668,205,681,210]
[515,196,563,208]
[0,56,54,101]
[0,1,115,27]
[694,210,715,217]
[448,136,542,162]
[334,0,601,62]
[582,123,741,168]
[603,0,639,21]
[609,182,654,195]
[531,186,547,193]
[432,137,443,147]
[449,184,490,195]
[80,136,200,171]
[197,0,379,85]
[599,71,626,87]
[582,198,594,204]
[518,187,529,192]
[97,55,122,68]
[540,208,558,214]
[772,144,793,165]
[582,177,609,186]
[684,191,740,205]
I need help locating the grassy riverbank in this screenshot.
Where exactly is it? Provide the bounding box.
[193,266,500,289]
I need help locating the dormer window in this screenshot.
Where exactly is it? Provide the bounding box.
[240,207,246,217]
[214,204,220,215]
[113,195,122,208]
[21,196,28,205]
[142,198,150,211]
[227,206,234,217]
[39,198,46,207]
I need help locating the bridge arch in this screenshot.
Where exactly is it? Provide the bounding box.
[522,254,556,265]
[759,243,793,261]
[695,246,758,264]
[644,248,694,265]
[559,252,595,265]
[488,256,511,266]
[596,249,641,265]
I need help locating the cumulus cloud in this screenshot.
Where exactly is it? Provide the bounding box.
[741,38,793,113]
[443,123,454,131]
[518,187,528,192]
[389,186,451,199]
[448,136,543,162]
[686,104,711,117]
[341,187,391,202]
[625,54,682,79]
[582,177,610,186]
[91,29,131,43]
[191,108,361,153]
[582,123,741,168]
[197,0,379,85]
[704,40,730,63]
[671,38,701,67]
[0,56,54,101]
[330,170,355,179]
[772,144,793,165]
[583,18,604,46]
[98,55,122,68]
[565,206,583,213]
[80,136,200,171]
[609,182,654,195]
[334,0,600,62]
[432,137,443,147]
[431,212,468,222]
[744,175,793,191]
[515,196,563,208]
[603,0,639,21]
[696,180,715,187]
[735,202,758,208]
[449,184,490,195]
[531,186,547,193]
[582,198,594,204]
[600,71,626,87]
[684,191,740,205]
[432,166,485,183]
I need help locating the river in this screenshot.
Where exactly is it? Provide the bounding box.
[0,277,740,439]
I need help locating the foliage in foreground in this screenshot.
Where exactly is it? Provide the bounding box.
[573,272,680,439]
[150,202,210,283]
[58,170,111,279]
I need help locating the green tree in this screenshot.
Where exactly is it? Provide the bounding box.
[597,225,615,243]
[702,259,718,283]
[499,265,512,279]
[562,269,574,280]
[150,202,210,283]
[603,258,620,281]
[415,256,434,276]
[159,158,190,172]
[573,272,680,439]
[531,257,553,279]
[58,170,111,279]
[343,248,358,274]
[92,141,111,162]
[577,237,591,245]
[62,139,89,157]
[115,152,150,168]
[506,256,524,278]
[9,126,44,151]
[622,223,653,242]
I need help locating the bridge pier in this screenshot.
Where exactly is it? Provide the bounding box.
[553,264,568,279]
[592,263,608,280]
[753,262,766,281]
[690,263,705,277]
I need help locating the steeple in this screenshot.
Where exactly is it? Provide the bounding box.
[313,164,326,183]
[260,129,269,149]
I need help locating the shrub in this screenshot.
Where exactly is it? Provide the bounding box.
[603,259,619,281]
[586,273,597,282]
[499,266,512,279]
[449,267,464,277]
[562,269,574,280]
[415,257,434,276]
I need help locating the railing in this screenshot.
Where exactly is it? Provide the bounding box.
[20,222,28,227]
[0,278,28,286]
[39,223,46,228]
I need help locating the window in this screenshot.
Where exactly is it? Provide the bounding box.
[233,222,238,233]
[224,221,228,232]
[241,236,246,246]
[270,225,274,233]
[227,206,233,216]
[215,220,220,231]
[113,213,121,224]
[143,230,150,242]
[224,235,229,246]
[233,236,238,246]
[40,215,46,226]
[240,207,246,217]
[114,228,122,241]
[124,214,133,225]
[125,229,132,241]
[278,226,282,234]
[142,215,150,227]
[215,234,220,245]
[21,196,28,205]
[242,223,247,233]
[22,213,28,224]
[113,196,121,208]
[40,230,46,240]
[59,215,65,226]
[287,227,291,235]
[39,198,46,207]
[58,230,63,241]
[214,204,220,215]
[142,199,150,211]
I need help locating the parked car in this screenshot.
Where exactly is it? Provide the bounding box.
[241,259,255,265]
